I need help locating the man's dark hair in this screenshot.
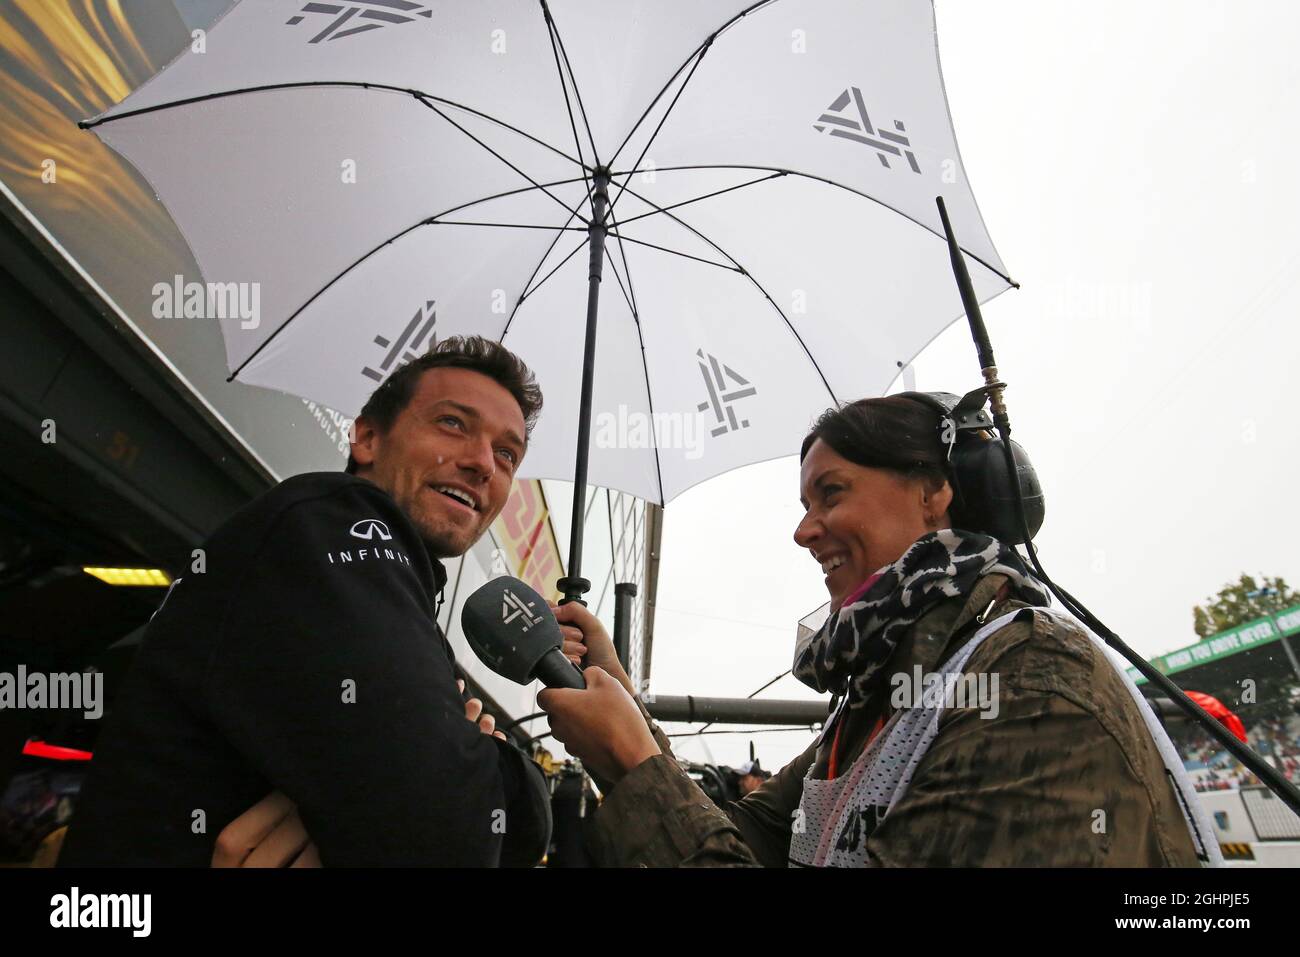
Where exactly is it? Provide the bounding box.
[799,396,950,494]
[345,336,543,474]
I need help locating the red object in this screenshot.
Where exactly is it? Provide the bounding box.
[1185,691,1248,743]
[22,739,93,762]
[839,571,885,612]
[827,719,845,780]
[827,713,886,781]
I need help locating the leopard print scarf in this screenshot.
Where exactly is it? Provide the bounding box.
[793,529,1051,709]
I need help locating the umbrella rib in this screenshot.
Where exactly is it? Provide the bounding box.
[611,163,1018,288]
[605,212,644,326]
[613,171,788,227]
[517,237,589,307]
[541,0,596,217]
[604,232,737,273]
[431,220,590,231]
[606,41,715,221]
[606,0,777,173]
[613,180,840,406]
[415,95,586,223]
[602,240,637,318]
[540,0,602,168]
[603,210,667,506]
[499,182,599,343]
[226,176,591,382]
[80,81,588,171]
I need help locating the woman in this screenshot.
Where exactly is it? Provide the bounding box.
[538,395,1216,867]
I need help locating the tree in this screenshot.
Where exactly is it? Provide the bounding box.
[1192,573,1300,639]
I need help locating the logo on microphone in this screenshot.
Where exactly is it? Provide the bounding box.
[501,589,543,632]
[349,519,392,541]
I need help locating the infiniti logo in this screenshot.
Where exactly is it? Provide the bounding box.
[349,519,393,541]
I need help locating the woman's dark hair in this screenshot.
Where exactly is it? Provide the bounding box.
[799,396,950,494]
[345,335,543,474]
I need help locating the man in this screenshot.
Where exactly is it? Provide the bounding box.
[731,759,771,799]
[59,336,550,866]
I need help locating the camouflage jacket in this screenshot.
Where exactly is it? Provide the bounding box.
[590,574,1204,867]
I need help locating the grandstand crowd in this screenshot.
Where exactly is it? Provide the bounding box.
[1167,704,1300,792]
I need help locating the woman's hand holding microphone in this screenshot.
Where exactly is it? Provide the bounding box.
[538,601,661,785]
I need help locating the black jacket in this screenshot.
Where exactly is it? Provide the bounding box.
[60,472,549,866]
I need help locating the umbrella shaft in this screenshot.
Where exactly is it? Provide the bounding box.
[561,170,611,605]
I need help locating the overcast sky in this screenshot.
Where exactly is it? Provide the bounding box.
[651,0,1300,771]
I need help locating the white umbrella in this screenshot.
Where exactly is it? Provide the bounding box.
[83,0,1014,601]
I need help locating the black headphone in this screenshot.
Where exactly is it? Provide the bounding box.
[893,389,1046,545]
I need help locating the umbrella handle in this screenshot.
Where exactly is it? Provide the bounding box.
[558,169,612,605]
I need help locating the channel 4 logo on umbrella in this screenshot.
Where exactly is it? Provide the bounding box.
[696,349,757,438]
[361,300,438,383]
[286,1,434,44]
[814,87,921,174]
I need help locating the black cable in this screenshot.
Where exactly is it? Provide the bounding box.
[500,711,547,736]
[995,418,1300,816]
[745,670,792,700]
[667,726,818,738]
[692,669,797,736]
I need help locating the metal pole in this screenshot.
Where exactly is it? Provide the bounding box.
[612,581,637,673]
[557,168,611,605]
[645,695,831,726]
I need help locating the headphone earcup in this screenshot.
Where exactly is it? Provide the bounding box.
[949,436,1045,544]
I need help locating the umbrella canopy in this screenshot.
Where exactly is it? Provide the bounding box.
[84,0,1013,595]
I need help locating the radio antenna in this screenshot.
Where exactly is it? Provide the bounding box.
[935,195,1300,815]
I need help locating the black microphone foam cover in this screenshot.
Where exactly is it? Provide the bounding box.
[461,577,583,688]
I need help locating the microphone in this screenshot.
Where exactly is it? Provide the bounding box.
[461,577,586,690]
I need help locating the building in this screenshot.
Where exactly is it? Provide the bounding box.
[0,0,658,863]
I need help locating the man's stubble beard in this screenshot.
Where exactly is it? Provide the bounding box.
[359,465,487,559]
[393,487,479,560]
